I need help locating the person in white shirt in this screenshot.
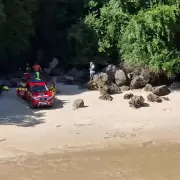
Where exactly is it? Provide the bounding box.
[89,62,95,81]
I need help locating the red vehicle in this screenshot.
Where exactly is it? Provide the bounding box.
[16,73,56,108]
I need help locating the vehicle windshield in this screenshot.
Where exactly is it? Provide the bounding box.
[31,85,48,92]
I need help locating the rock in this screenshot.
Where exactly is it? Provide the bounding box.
[99,84,109,95]
[130,76,148,89]
[115,70,128,86]
[124,93,134,99]
[128,95,145,108]
[147,93,162,103]
[73,99,85,110]
[109,83,121,94]
[161,97,170,101]
[93,73,108,85]
[152,85,170,96]
[86,81,98,90]
[103,64,117,82]
[99,94,113,101]
[120,85,130,92]
[144,84,153,92]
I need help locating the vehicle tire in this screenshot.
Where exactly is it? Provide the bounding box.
[29,102,35,109]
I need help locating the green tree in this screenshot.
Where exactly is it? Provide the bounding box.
[85,0,129,60]
[120,4,180,75]
[0,0,36,70]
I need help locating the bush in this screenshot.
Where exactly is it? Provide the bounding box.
[119,5,180,75]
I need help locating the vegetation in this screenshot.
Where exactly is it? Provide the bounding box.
[0,0,180,75]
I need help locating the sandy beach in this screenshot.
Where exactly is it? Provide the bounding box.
[0,83,180,159]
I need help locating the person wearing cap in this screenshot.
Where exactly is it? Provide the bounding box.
[89,62,95,81]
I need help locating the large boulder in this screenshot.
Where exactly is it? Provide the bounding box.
[128,95,145,108]
[115,70,128,86]
[130,76,148,89]
[103,64,117,82]
[152,85,170,96]
[147,93,162,103]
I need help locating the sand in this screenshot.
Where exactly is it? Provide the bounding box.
[0,83,180,158]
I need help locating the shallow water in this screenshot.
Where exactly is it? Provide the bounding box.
[0,143,180,180]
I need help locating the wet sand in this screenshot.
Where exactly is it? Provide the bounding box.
[0,142,180,180]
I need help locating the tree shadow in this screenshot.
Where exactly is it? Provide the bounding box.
[0,90,46,127]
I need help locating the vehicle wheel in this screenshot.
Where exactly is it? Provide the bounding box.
[29,102,35,109]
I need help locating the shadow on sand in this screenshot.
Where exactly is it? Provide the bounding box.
[0,90,67,127]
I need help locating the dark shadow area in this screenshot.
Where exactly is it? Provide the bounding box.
[55,83,89,96]
[142,103,150,107]
[169,81,180,91]
[0,90,46,127]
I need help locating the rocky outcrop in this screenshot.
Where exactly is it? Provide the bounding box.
[147,93,162,103]
[130,76,148,89]
[128,95,145,108]
[115,70,128,86]
[152,85,170,96]
[73,99,85,110]
[124,93,134,99]
[103,64,117,82]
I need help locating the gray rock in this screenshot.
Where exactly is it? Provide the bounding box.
[109,83,121,94]
[124,93,133,99]
[152,85,170,96]
[73,99,85,110]
[99,94,113,101]
[147,93,162,103]
[130,76,148,89]
[103,64,117,82]
[144,84,153,92]
[128,95,145,108]
[115,70,128,86]
[120,85,130,92]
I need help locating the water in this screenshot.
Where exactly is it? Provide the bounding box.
[0,143,180,180]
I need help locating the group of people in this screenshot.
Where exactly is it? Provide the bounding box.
[26,61,96,81]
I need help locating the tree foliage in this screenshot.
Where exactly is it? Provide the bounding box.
[0,0,180,75]
[120,4,180,75]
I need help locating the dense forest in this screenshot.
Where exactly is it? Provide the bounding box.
[0,0,180,76]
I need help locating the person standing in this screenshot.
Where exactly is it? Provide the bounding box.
[89,62,95,81]
[32,62,41,80]
[32,62,41,72]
